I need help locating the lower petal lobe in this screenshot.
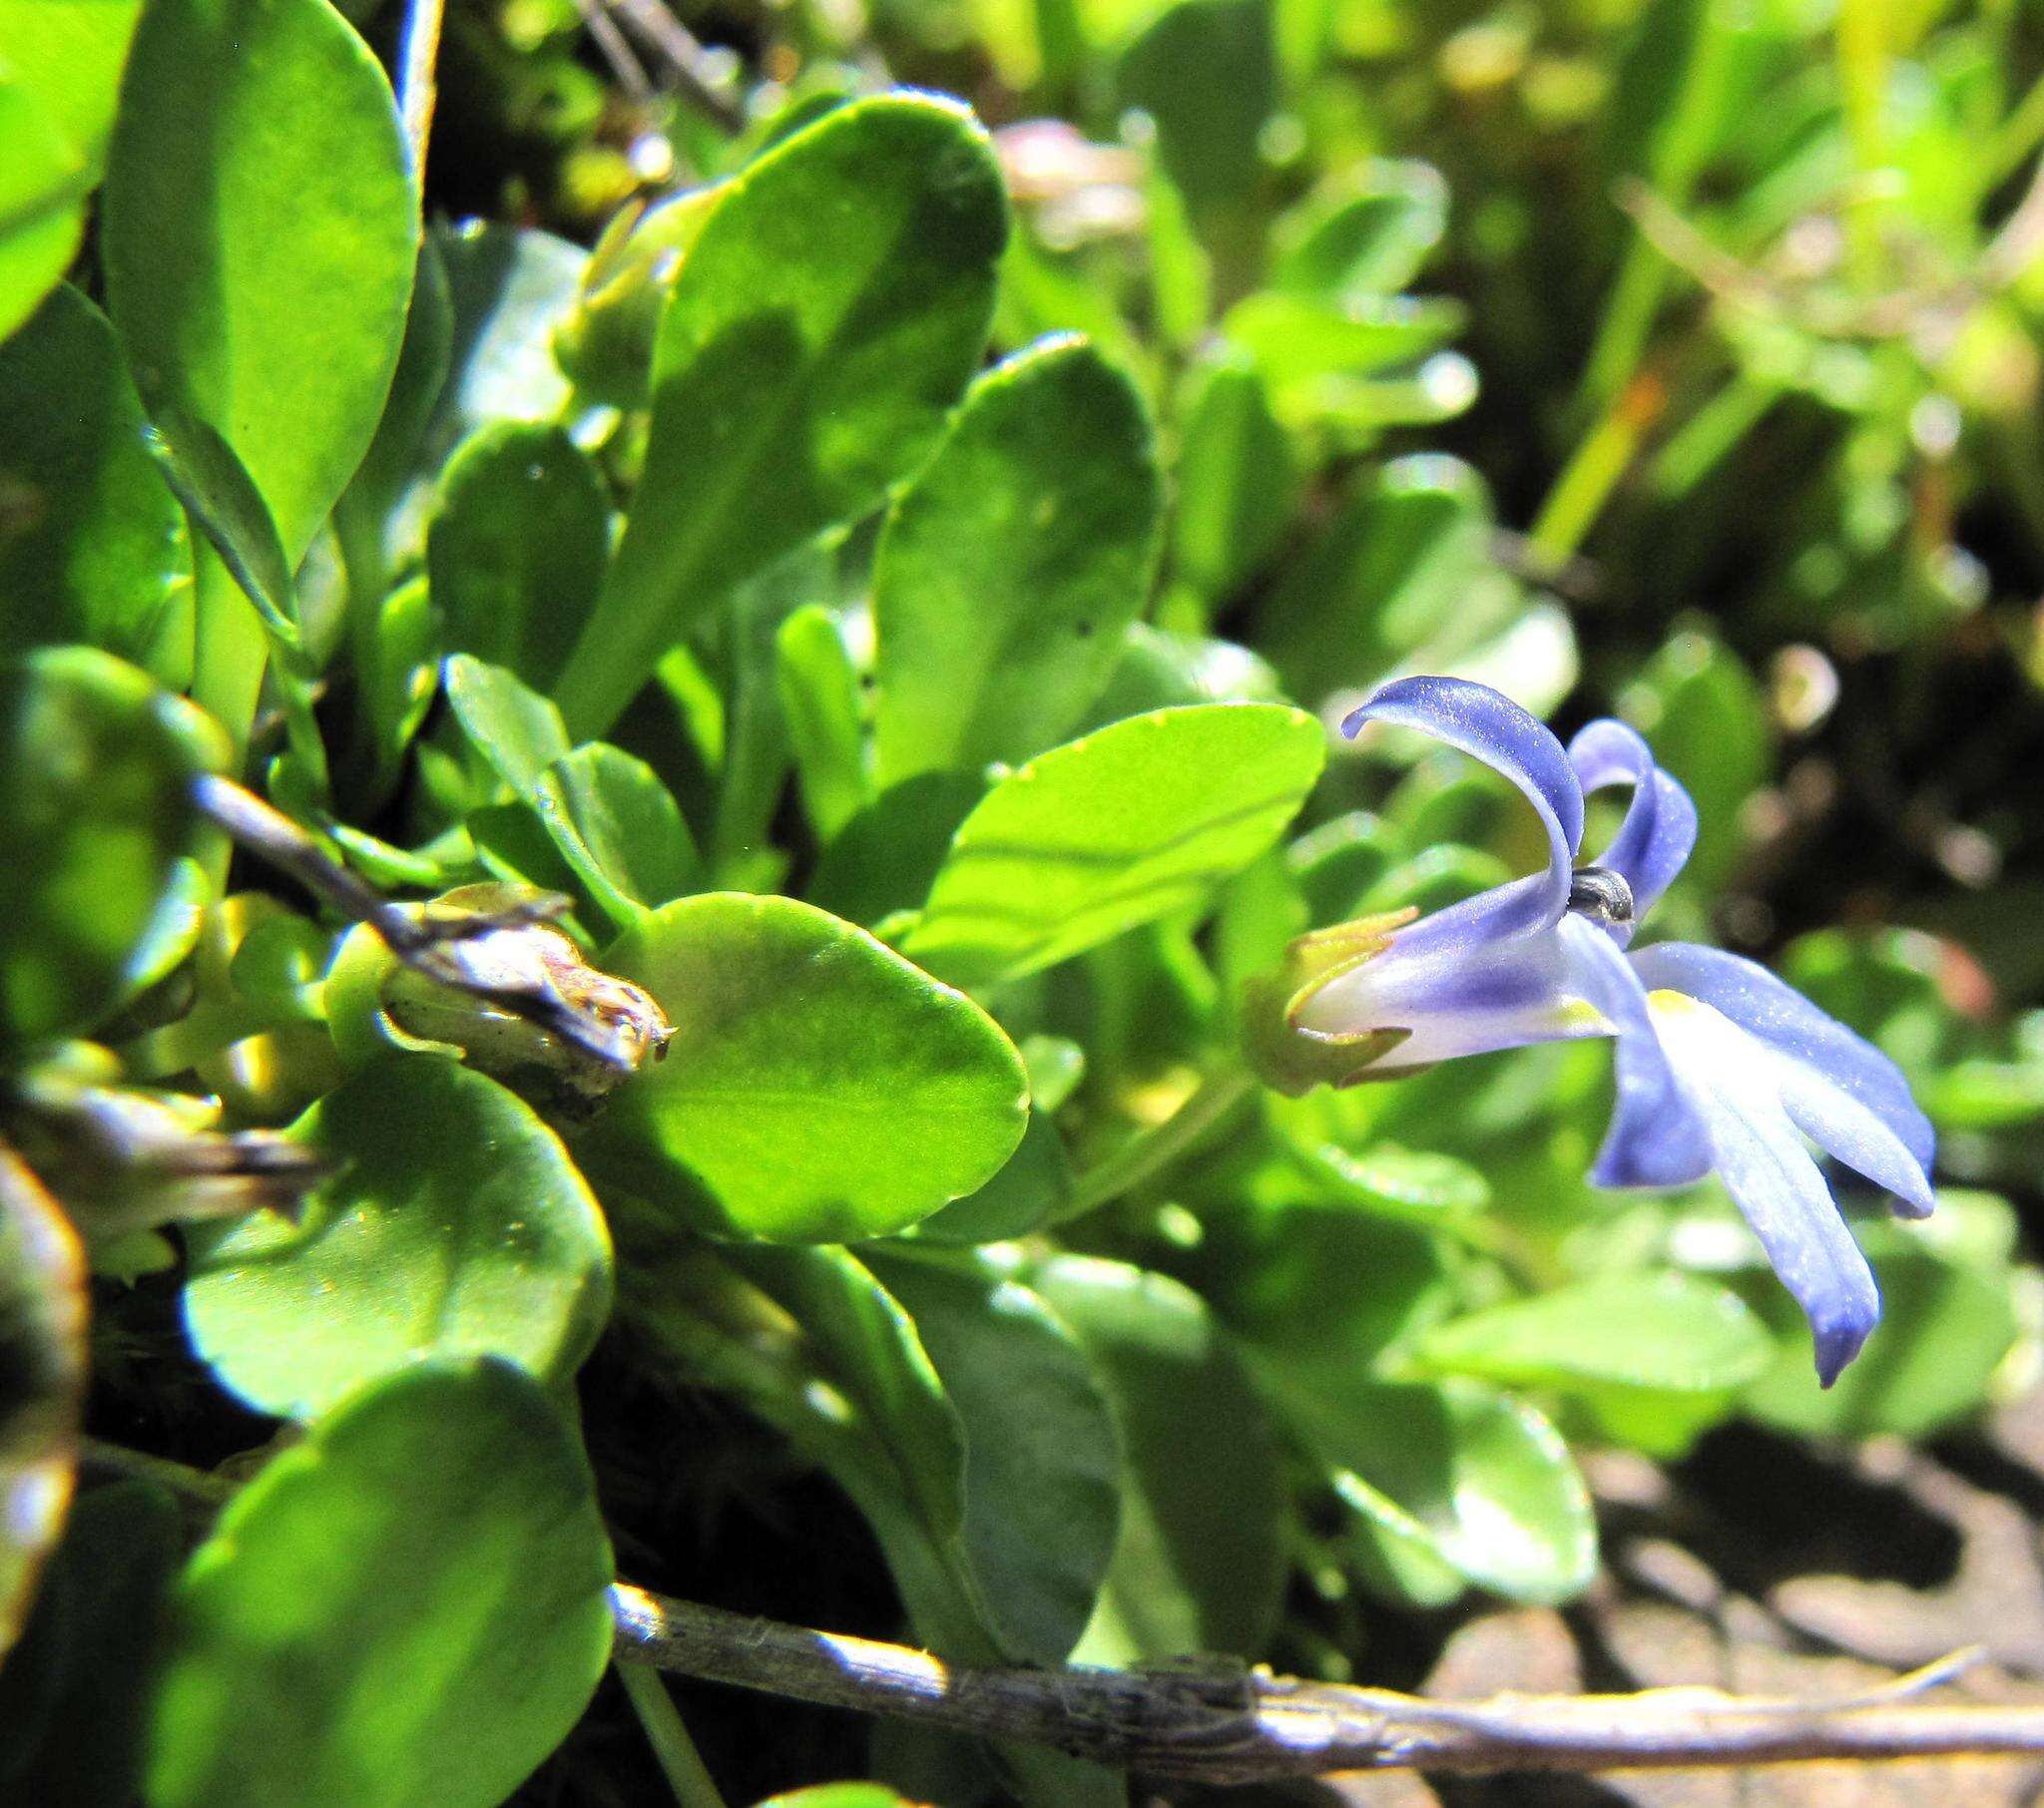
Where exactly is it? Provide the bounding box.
[1629,942,1934,1175]
[1557,916,1711,1187]
[1649,991,1882,1386]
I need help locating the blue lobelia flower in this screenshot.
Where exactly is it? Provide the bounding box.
[1267,675,1935,1385]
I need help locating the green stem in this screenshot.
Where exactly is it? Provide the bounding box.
[1053,1069,1255,1225]
[190,545,269,776]
[114,991,325,1081]
[1649,373,1780,500]
[1580,236,1671,414]
[1528,386,1652,564]
[617,1658,730,1808]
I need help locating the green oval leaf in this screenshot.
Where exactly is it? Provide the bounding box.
[872,334,1163,781]
[147,1360,615,1808]
[428,422,609,691]
[587,894,1028,1242]
[869,1251,1122,1663]
[0,83,85,353]
[534,742,702,926]
[901,702,1325,990]
[185,1059,613,1420]
[443,653,570,797]
[1272,161,1448,302]
[0,284,189,665]
[1415,1273,1774,1395]
[555,93,1008,735]
[1282,1374,1597,1605]
[1171,353,1299,605]
[102,0,416,564]
[0,648,222,1047]
[0,1145,86,1657]
[0,0,145,179]
[1031,1256,1285,1663]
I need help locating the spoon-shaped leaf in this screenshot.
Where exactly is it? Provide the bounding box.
[901,703,1325,990]
[102,0,416,566]
[872,335,1162,781]
[584,894,1028,1242]
[553,94,1007,736]
[185,1059,612,1420]
[147,1359,615,1808]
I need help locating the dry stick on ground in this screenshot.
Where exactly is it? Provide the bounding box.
[611,1588,2044,1783]
[83,1439,2044,1779]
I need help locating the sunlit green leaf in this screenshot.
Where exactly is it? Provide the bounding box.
[1282,1373,1598,1605]
[873,335,1162,781]
[587,894,1028,1241]
[0,284,189,665]
[556,95,1007,735]
[1171,353,1298,605]
[1415,1273,1774,1394]
[534,742,702,925]
[0,0,144,177]
[901,703,1324,990]
[1272,161,1448,302]
[0,65,85,346]
[147,1360,615,1808]
[102,0,416,564]
[443,653,570,797]
[185,1060,613,1419]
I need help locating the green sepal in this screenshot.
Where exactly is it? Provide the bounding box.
[1240,908,1418,1096]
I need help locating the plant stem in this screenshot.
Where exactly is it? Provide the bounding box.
[79,1461,2039,1788]
[617,1659,730,1808]
[609,1588,2044,1781]
[190,546,269,778]
[1052,1069,1255,1225]
[397,0,445,175]
[114,992,325,1081]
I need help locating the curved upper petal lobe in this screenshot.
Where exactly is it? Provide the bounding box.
[1567,719,1699,935]
[1343,677,1583,945]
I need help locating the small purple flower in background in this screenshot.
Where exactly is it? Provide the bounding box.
[1270,675,1935,1386]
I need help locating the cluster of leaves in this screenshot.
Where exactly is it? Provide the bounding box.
[4,0,2044,1804]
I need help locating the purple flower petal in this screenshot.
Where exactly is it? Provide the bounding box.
[1649,992,1882,1387]
[1566,718,1699,935]
[1296,887,1601,1069]
[1344,677,1582,944]
[1628,942,1935,1181]
[1556,916,1712,1187]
